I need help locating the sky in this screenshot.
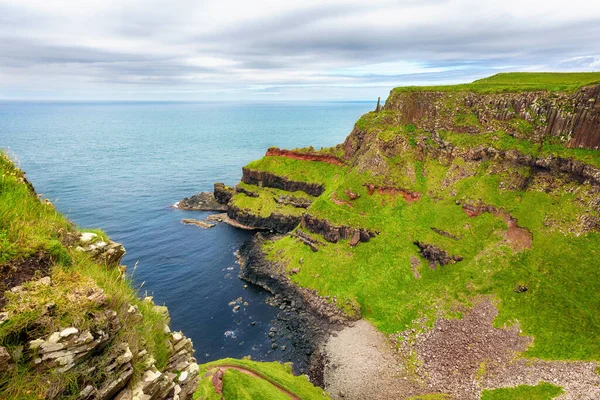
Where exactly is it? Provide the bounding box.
[1,0,599,101]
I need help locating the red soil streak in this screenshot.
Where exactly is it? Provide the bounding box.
[331,193,353,207]
[208,365,301,400]
[266,147,344,166]
[364,184,421,204]
[462,205,532,250]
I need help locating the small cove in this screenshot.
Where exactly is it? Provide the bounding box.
[0,100,372,370]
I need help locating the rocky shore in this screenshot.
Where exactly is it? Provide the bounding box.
[237,234,356,380]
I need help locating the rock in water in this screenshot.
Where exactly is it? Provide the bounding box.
[176,192,227,211]
[181,219,216,229]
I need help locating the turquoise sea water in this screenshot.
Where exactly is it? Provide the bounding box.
[0,100,372,369]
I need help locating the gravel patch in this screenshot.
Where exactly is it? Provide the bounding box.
[323,299,600,399]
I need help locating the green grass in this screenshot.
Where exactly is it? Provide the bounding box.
[393,72,600,93]
[258,150,600,361]
[245,156,345,185]
[481,382,563,400]
[196,358,331,400]
[0,152,172,398]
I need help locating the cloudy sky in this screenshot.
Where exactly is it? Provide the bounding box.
[1,0,599,101]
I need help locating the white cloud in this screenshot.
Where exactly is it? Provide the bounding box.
[0,0,599,100]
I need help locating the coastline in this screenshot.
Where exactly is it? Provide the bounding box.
[236,233,355,382]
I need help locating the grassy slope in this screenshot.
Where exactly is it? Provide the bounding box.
[0,153,171,398]
[195,358,331,400]
[240,74,600,362]
[481,382,563,400]
[393,72,600,93]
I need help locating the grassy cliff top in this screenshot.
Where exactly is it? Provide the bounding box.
[393,72,600,93]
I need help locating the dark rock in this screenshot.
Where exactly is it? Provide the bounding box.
[414,241,463,269]
[214,183,235,204]
[242,168,325,196]
[301,214,377,244]
[513,285,528,293]
[227,205,301,233]
[176,192,227,211]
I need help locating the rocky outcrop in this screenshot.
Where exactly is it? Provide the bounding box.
[414,241,463,268]
[364,184,421,203]
[76,232,126,268]
[227,205,301,233]
[213,183,235,205]
[181,218,215,229]
[266,147,345,166]
[384,85,600,149]
[176,192,227,211]
[292,230,324,252]
[275,194,312,209]
[300,214,377,244]
[242,168,325,196]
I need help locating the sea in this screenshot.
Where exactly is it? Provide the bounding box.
[0,100,372,367]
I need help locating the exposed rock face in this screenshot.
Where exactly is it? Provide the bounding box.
[227,204,301,233]
[266,147,345,166]
[383,85,600,149]
[292,230,324,252]
[213,183,235,205]
[238,234,357,375]
[301,214,377,244]
[414,241,463,268]
[76,232,126,267]
[242,167,325,196]
[176,192,227,211]
[275,194,312,209]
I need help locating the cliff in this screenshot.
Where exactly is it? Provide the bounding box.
[219,72,600,399]
[0,154,199,400]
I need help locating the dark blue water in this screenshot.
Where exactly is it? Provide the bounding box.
[0,101,372,365]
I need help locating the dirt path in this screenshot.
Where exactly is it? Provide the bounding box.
[209,365,300,400]
[323,300,600,399]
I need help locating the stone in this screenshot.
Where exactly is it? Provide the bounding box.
[80,232,98,243]
[60,327,79,338]
[0,346,11,372]
[181,218,216,229]
[172,332,183,342]
[178,371,189,382]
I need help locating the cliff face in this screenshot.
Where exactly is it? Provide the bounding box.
[0,155,199,400]
[382,85,600,149]
[220,74,600,399]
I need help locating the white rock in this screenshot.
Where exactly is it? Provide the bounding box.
[80,232,98,243]
[117,346,133,365]
[29,338,45,350]
[178,371,188,382]
[60,327,79,338]
[163,324,171,334]
[48,332,62,343]
[172,332,183,342]
[187,362,199,376]
[38,276,52,286]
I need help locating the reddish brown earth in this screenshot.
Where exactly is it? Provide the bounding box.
[266,147,345,166]
[364,184,421,203]
[462,204,532,250]
[206,365,300,400]
[331,194,353,207]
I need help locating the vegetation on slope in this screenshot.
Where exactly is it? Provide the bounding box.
[234,74,600,363]
[0,152,171,398]
[194,358,330,400]
[481,382,563,400]
[393,72,600,93]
